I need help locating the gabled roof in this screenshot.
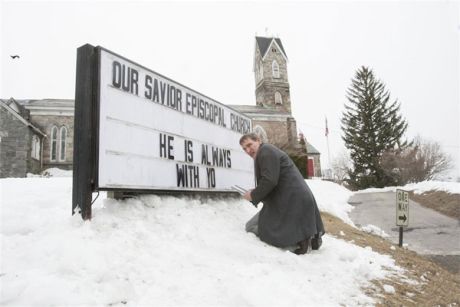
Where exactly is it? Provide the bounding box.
[306,142,320,155]
[0,99,46,137]
[255,36,288,59]
[4,97,30,118]
[15,98,74,116]
[17,99,74,108]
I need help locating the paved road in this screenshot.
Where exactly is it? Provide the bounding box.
[348,191,460,273]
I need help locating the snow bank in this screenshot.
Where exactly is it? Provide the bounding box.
[27,168,72,178]
[360,224,390,238]
[402,180,460,194]
[306,179,355,225]
[0,177,402,306]
[356,180,460,195]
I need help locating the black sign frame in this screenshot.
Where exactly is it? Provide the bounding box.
[72,45,254,220]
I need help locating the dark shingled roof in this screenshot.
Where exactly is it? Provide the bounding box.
[306,143,320,154]
[256,36,288,59]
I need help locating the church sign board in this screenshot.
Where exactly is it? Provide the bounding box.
[73,45,254,220]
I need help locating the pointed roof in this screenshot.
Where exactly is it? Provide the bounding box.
[0,99,46,137]
[306,142,320,155]
[255,36,288,59]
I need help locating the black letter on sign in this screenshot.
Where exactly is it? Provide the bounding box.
[184,140,193,162]
[167,135,174,160]
[176,164,186,187]
[159,134,174,159]
[131,68,139,95]
[112,61,122,88]
[226,150,231,168]
[145,75,152,99]
[201,144,210,165]
[206,167,216,188]
[159,133,167,158]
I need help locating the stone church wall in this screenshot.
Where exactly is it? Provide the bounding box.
[30,115,74,170]
[0,107,30,177]
[256,82,291,113]
[253,117,298,150]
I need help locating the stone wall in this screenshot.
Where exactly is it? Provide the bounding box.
[256,82,291,113]
[0,107,30,177]
[30,115,74,170]
[253,117,298,150]
[255,41,291,113]
[254,39,291,113]
[260,43,288,84]
[27,152,42,174]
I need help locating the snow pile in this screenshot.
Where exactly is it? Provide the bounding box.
[356,180,460,195]
[360,224,390,238]
[0,177,402,306]
[42,167,73,177]
[306,179,355,225]
[383,284,396,294]
[402,180,460,195]
[27,168,72,178]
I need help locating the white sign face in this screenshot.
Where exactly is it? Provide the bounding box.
[97,48,254,192]
[396,189,409,226]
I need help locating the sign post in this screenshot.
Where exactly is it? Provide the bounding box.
[396,189,409,247]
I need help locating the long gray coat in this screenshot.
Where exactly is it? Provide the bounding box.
[250,143,325,247]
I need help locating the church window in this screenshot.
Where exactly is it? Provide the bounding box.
[275,92,283,105]
[253,125,268,143]
[31,135,40,160]
[272,48,277,52]
[272,60,280,78]
[59,126,67,161]
[51,126,58,161]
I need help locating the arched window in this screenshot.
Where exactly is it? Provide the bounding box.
[50,126,58,161]
[253,125,268,143]
[59,126,67,161]
[272,60,280,78]
[275,91,283,105]
[31,135,40,160]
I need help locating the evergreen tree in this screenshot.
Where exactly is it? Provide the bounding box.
[341,66,409,189]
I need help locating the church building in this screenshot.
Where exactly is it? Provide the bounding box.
[0,36,321,178]
[230,36,322,177]
[0,98,74,178]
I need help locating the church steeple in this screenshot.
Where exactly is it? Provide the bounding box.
[254,36,291,113]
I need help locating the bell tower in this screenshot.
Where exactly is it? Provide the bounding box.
[254,36,291,113]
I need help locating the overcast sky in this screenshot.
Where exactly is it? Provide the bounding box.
[1,0,459,178]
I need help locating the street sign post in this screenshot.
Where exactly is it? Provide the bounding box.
[396,189,409,247]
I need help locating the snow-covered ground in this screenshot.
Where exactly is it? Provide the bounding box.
[1,176,409,306]
[356,180,460,195]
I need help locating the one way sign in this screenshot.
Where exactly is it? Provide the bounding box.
[396,189,409,227]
